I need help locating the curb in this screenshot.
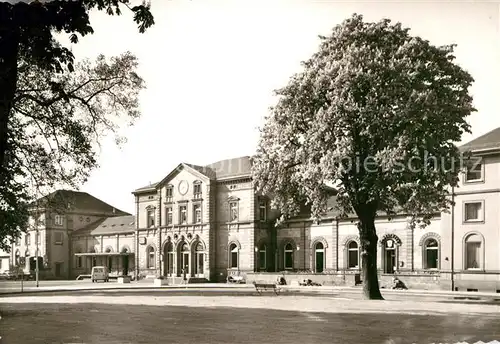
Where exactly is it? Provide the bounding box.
[0,285,255,296]
[1,284,499,301]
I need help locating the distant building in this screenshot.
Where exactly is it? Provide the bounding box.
[2,190,130,279]
[1,128,499,292]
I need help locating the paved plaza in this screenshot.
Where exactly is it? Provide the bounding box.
[1,292,499,344]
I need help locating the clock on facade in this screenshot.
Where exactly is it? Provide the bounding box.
[178,180,189,195]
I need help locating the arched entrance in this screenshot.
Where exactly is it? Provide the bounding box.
[163,241,174,277]
[380,235,402,274]
[193,242,205,277]
[177,242,190,276]
[314,242,324,273]
[105,247,113,273]
[121,247,130,276]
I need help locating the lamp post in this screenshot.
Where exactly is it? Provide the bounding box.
[34,206,40,288]
[35,227,39,287]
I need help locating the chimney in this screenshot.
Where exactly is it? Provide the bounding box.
[112,207,116,214]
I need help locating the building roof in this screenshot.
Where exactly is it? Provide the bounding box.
[460,127,500,152]
[204,156,252,179]
[30,190,130,215]
[88,215,136,235]
[133,182,159,193]
[133,156,253,193]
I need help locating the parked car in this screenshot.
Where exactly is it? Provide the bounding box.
[91,266,109,282]
[0,271,34,281]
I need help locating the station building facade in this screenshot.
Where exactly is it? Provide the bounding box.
[2,128,500,291]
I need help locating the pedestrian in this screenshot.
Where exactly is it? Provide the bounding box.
[183,266,187,285]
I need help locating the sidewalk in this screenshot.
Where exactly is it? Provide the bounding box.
[1,293,499,316]
[1,280,500,301]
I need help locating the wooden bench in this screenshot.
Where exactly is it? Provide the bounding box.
[253,282,281,296]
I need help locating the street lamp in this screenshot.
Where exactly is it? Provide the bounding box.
[35,228,39,287]
[34,209,39,288]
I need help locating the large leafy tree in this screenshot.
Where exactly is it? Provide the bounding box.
[1,51,145,250]
[0,0,153,249]
[252,14,474,299]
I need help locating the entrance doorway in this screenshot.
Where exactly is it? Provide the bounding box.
[383,238,398,274]
[178,242,190,276]
[315,242,324,273]
[385,249,395,273]
[163,242,174,277]
[194,242,204,277]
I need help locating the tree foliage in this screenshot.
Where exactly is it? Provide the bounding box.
[0,0,154,250]
[253,14,474,225]
[252,14,475,299]
[1,52,144,250]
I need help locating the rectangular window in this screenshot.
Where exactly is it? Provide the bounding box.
[179,205,187,224]
[147,209,155,228]
[15,237,20,246]
[464,202,483,222]
[25,234,30,246]
[54,232,63,245]
[193,183,202,199]
[259,200,267,222]
[166,207,173,225]
[465,158,483,182]
[193,204,202,223]
[54,215,64,226]
[166,187,173,202]
[35,232,40,245]
[229,202,238,222]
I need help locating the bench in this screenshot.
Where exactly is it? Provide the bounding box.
[253,282,281,296]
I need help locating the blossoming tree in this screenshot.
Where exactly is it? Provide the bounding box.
[252,14,475,299]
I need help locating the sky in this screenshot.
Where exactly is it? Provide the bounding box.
[58,0,500,214]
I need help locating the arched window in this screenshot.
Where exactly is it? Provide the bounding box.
[178,242,190,275]
[229,243,239,269]
[464,233,483,269]
[347,241,359,269]
[164,242,174,275]
[284,243,294,270]
[258,243,267,271]
[314,242,324,273]
[193,181,202,199]
[195,242,204,275]
[423,238,439,269]
[147,246,155,268]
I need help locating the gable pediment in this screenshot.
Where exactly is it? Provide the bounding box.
[157,163,211,189]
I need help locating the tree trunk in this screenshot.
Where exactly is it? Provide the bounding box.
[358,216,384,300]
[0,3,19,176]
